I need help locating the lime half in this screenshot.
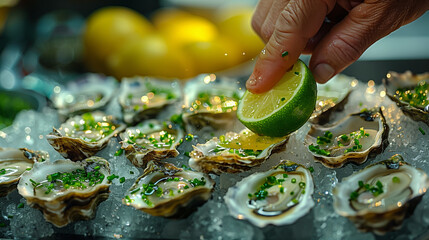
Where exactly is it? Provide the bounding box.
[237,59,317,137]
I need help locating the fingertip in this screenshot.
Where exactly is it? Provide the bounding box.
[246,74,275,94]
[312,63,335,83]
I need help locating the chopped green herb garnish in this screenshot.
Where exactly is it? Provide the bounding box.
[107,174,119,182]
[17,203,24,209]
[419,127,426,135]
[392,176,400,183]
[114,149,124,156]
[280,186,284,193]
[0,223,6,227]
[308,167,314,173]
[299,182,305,189]
[185,134,194,141]
[281,51,289,57]
[0,168,5,175]
[119,177,125,183]
[291,178,296,183]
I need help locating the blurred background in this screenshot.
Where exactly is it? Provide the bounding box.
[0,0,428,129]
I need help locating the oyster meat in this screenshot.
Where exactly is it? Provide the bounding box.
[17,156,111,227]
[305,108,388,168]
[118,77,182,124]
[333,154,429,235]
[182,74,243,129]
[0,148,48,197]
[224,160,314,227]
[51,73,118,117]
[123,161,214,217]
[310,74,355,124]
[383,71,429,125]
[189,129,289,174]
[46,111,126,161]
[119,120,184,168]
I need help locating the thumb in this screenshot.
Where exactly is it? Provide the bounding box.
[309,1,429,83]
[246,0,335,94]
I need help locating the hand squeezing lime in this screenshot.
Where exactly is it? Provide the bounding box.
[237,59,317,137]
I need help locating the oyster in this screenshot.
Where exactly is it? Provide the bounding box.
[182,74,243,129]
[305,108,388,168]
[383,71,429,125]
[333,154,429,235]
[123,161,214,217]
[310,74,354,124]
[51,73,118,117]
[0,148,48,197]
[17,156,111,227]
[119,120,184,168]
[46,111,126,161]
[224,160,314,227]
[118,77,182,124]
[189,129,289,174]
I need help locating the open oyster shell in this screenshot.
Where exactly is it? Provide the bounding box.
[51,73,118,117]
[46,111,126,161]
[224,160,314,227]
[305,108,388,168]
[383,71,429,125]
[17,156,111,227]
[119,120,184,168]
[189,129,289,174]
[310,74,354,124]
[333,154,429,235]
[118,77,182,124]
[123,161,214,218]
[0,148,48,197]
[182,74,243,129]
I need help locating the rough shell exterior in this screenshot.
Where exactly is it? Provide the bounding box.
[310,74,354,125]
[51,73,118,118]
[46,112,126,161]
[123,161,214,218]
[189,131,289,174]
[182,74,243,130]
[17,156,111,227]
[224,160,315,227]
[333,155,429,235]
[0,148,48,197]
[119,120,184,168]
[383,71,429,125]
[305,108,389,168]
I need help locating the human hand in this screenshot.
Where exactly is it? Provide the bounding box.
[246,0,429,94]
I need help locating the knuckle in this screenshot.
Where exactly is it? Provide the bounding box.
[331,33,363,63]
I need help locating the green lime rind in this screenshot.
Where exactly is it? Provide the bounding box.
[238,60,317,137]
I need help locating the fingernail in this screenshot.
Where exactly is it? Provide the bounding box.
[313,63,335,83]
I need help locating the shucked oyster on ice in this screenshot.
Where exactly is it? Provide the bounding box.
[189,129,289,174]
[224,160,314,227]
[305,108,388,168]
[333,154,429,235]
[0,148,48,197]
[17,156,111,227]
[51,73,118,117]
[383,71,429,125]
[182,74,243,129]
[123,161,214,218]
[46,111,126,161]
[118,77,182,124]
[310,74,355,124]
[119,120,184,168]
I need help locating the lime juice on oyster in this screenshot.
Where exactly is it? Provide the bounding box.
[189,129,289,174]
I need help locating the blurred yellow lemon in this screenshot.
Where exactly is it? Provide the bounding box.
[184,37,242,74]
[216,8,264,61]
[151,8,193,29]
[108,33,194,79]
[157,14,218,47]
[83,6,154,73]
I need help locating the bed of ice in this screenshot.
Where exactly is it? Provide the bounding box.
[0,78,428,240]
